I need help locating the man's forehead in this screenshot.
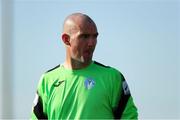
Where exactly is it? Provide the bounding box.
[79,21,97,30]
[63,13,98,34]
[78,24,97,34]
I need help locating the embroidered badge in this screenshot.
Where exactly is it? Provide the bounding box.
[84,77,95,89]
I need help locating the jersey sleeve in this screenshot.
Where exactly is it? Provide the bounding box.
[112,71,138,119]
[31,74,48,119]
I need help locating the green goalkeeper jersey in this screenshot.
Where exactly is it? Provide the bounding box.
[31,61,138,119]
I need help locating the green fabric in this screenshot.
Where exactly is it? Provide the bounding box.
[121,97,138,119]
[31,61,138,119]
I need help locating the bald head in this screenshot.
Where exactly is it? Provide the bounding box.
[61,13,98,68]
[63,13,97,35]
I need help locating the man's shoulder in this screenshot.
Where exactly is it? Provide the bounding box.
[93,61,125,82]
[93,61,120,74]
[42,64,61,78]
[93,61,110,68]
[45,64,60,73]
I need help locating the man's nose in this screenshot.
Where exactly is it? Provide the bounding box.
[87,37,96,47]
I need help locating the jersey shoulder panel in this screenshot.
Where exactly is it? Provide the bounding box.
[94,61,121,74]
[93,61,125,83]
[45,64,60,73]
[94,61,110,68]
[43,64,61,78]
[38,64,62,97]
[41,64,61,87]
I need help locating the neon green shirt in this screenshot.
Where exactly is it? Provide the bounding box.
[31,61,138,119]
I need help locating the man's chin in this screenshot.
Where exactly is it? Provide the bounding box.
[82,56,92,63]
[73,57,92,64]
[71,57,92,68]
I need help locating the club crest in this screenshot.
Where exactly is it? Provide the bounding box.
[84,77,95,90]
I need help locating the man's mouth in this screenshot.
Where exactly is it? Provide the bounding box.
[84,50,93,57]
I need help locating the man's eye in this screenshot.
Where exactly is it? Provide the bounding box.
[82,34,89,39]
[93,34,98,39]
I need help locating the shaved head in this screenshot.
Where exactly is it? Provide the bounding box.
[61,13,98,69]
[63,13,97,35]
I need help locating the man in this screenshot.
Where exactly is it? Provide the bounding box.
[31,13,138,119]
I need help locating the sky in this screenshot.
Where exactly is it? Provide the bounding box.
[0,0,180,119]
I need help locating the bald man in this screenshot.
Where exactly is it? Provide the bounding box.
[31,13,138,119]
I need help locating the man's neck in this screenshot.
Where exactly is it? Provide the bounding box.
[63,59,92,70]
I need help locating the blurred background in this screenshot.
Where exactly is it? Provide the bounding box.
[0,0,180,119]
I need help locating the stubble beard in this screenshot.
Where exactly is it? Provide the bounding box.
[70,54,92,69]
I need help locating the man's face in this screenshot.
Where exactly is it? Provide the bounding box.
[69,22,98,64]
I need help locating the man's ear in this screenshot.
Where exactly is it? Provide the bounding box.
[62,33,70,46]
